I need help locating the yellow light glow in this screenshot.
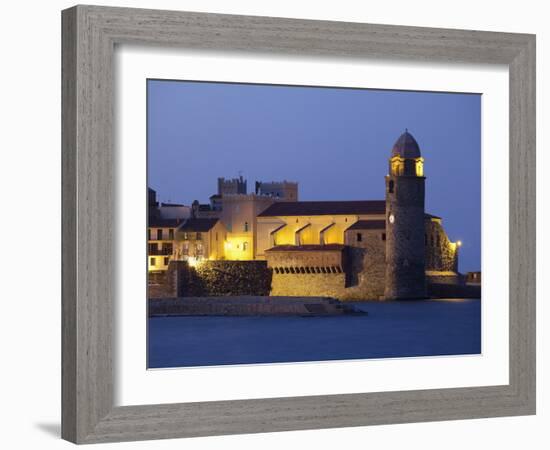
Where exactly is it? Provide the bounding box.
[188,257,200,268]
[224,236,253,260]
[415,159,424,177]
[457,240,462,247]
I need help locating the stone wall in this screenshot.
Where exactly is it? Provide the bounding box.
[267,238,386,301]
[270,273,347,298]
[147,266,178,298]
[148,260,272,298]
[270,246,385,301]
[343,231,386,299]
[426,271,464,285]
[427,283,481,299]
[191,260,272,296]
[425,219,458,272]
[385,174,427,299]
[148,296,360,316]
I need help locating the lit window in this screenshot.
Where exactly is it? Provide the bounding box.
[183,232,188,240]
[416,159,424,177]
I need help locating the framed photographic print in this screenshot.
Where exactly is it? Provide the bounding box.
[62,5,536,444]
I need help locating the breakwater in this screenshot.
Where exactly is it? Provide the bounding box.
[148,296,365,317]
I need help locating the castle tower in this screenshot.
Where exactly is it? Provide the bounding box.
[384,130,427,300]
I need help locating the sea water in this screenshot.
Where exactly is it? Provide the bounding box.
[148,298,481,368]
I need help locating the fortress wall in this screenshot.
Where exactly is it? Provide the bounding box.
[344,231,386,300]
[148,260,272,298]
[426,272,464,285]
[270,270,385,300]
[270,273,347,298]
[425,220,458,272]
[270,239,385,300]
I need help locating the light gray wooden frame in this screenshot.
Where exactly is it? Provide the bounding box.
[62,4,536,444]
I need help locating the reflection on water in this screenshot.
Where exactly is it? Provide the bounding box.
[148,298,481,368]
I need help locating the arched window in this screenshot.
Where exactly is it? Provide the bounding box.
[388,180,394,193]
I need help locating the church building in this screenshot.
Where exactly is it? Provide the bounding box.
[149,131,462,300]
[257,130,461,300]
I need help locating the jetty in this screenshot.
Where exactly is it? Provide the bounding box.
[148,296,366,317]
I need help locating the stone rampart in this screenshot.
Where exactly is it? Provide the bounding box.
[148,260,272,298]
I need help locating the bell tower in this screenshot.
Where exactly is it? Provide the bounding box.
[384,130,427,300]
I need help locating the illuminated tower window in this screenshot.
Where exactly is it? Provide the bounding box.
[415,159,424,177]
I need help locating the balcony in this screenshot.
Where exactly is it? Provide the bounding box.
[148,245,173,256]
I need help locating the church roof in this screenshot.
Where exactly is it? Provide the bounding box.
[345,220,386,231]
[258,200,385,217]
[265,244,346,252]
[391,130,421,158]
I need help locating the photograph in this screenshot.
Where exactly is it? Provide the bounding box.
[146,79,482,368]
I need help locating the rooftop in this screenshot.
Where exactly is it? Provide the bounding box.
[266,244,346,252]
[258,200,385,217]
[178,218,220,232]
[345,220,386,231]
[148,217,182,228]
[391,130,421,159]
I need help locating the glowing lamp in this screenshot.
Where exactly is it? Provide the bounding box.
[456,240,462,247]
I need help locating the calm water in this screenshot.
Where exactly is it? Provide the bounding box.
[148,299,481,368]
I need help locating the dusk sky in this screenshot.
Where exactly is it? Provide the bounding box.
[147,80,481,272]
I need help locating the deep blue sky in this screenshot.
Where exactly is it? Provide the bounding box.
[147,80,481,272]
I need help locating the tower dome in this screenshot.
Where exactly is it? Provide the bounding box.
[391,130,421,158]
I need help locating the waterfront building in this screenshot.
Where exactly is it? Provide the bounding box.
[147,131,463,299]
[219,194,276,260]
[176,218,227,263]
[256,131,460,300]
[147,217,182,272]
